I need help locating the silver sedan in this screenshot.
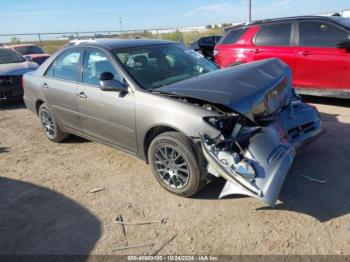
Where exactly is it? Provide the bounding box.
[23,39,323,207]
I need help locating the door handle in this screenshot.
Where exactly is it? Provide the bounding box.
[41,83,49,89]
[77,92,87,98]
[298,51,311,56]
[250,48,260,54]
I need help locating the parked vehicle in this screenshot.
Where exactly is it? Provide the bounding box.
[23,39,323,206]
[214,16,350,98]
[0,47,38,102]
[189,35,221,60]
[64,39,102,47]
[7,44,50,65]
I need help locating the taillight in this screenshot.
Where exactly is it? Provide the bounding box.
[213,50,219,56]
[20,76,24,88]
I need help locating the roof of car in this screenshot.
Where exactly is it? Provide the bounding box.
[6,43,38,48]
[77,38,175,50]
[225,15,349,30]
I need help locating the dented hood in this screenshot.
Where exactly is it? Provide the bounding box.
[159,58,291,122]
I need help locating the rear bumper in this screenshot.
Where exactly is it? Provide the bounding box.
[201,100,323,207]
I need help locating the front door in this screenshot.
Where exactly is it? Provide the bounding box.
[294,20,350,91]
[76,48,137,153]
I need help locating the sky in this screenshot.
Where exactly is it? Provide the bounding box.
[1,0,350,34]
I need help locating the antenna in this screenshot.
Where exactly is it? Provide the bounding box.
[120,17,123,32]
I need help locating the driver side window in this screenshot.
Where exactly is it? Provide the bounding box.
[82,49,121,86]
[299,21,350,48]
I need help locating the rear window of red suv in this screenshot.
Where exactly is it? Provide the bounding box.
[254,23,292,46]
[218,28,247,45]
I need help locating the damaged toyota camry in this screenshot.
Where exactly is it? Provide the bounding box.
[23,39,323,206]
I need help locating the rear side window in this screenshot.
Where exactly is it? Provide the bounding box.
[45,49,81,81]
[255,23,292,46]
[219,28,246,45]
[299,21,350,47]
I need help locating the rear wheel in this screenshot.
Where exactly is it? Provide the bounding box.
[38,103,68,142]
[148,131,204,197]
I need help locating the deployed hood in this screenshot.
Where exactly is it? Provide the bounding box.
[0,61,38,76]
[158,58,292,122]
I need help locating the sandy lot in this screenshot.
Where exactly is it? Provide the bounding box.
[0,97,349,256]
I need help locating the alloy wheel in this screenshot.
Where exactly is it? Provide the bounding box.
[154,146,190,189]
[40,110,56,139]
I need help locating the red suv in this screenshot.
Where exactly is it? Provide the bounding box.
[214,16,350,98]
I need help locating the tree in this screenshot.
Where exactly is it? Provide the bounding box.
[206,25,212,29]
[163,30,184,42]
[10,37,20,43]
[221,23,231,28]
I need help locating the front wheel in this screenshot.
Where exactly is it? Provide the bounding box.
[148,132,204,197]
[38,103,69,142]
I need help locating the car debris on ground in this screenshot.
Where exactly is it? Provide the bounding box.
[112,243,154,251]
[114,217,168,225]
[87,187,106,193]
[151,234,177,255]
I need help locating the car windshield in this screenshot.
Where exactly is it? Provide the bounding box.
[332,17,350,29]
[0,48,25,64]
[13,45,44,55]
[113,44,218,90]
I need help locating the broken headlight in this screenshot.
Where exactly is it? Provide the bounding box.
[203,116,237,135]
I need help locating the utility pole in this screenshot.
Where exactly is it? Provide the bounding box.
[248,0,252,22]
[119,17,123,32]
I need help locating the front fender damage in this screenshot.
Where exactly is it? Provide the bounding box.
[200,126,295,207]
[199,98,323,207]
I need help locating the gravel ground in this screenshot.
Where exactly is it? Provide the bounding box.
[0,97,349,256]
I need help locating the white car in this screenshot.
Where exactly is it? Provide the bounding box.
[64,39,113,47]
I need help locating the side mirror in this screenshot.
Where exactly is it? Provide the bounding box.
[24,55,33,62]
[337,39,350,50]
[99,72,127,92]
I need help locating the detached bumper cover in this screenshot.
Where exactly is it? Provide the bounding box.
[202,101,323,207]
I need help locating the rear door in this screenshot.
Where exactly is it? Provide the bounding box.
[41,48,82,132]
[214,27,249,67]
[76,48,137,153]
[294,20,350,91]
[246,22,297,83]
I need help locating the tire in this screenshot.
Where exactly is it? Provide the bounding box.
[148,131,204,197]
[38,103,69,142]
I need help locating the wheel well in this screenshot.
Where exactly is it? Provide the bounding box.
[144,126,177,163]
[35,100,44,115]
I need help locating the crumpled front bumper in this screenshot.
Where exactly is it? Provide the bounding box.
[201,101,323,207]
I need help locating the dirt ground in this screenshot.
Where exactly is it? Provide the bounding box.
[0,97,349,256]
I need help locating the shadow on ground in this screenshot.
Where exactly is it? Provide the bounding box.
[302,95,350,108]
[0,177,101,255]
[63,135,91,144]
[196,101,350,222]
